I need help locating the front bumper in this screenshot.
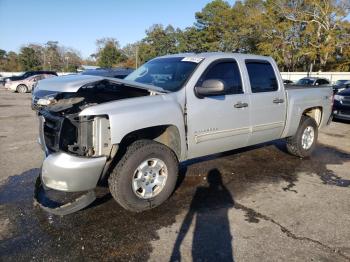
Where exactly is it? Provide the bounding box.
[38,114,107,192]
[333,110,350,120]
[42,152,107,192]
[333,101,350,121]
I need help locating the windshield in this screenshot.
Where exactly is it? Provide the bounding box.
[125,57,200,92]
[335,80,347,85]
[296,78,314,85]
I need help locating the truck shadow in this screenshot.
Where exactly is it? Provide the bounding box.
[0,141,349,261]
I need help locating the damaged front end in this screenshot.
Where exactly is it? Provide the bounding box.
[33,77,153,215]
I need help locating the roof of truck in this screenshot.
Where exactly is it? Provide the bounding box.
[160,52,272,60]
[300,77,328,80]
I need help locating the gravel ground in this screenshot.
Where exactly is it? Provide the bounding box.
[0,89,349,261]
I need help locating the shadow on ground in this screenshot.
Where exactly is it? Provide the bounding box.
[0,142,349,261]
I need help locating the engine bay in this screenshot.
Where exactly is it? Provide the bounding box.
[34,80,152,157]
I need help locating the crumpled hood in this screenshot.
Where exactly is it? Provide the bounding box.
[36,74,167,93]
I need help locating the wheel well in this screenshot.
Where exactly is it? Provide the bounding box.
[119,125,181,160]
[302,107,322,126]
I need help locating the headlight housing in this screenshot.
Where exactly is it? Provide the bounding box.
[37,97,57,106]
[334,95,344,101]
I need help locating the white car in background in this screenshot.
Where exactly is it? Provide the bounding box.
[5,74,56,93]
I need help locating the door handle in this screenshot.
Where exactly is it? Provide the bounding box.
[234,102,248,108]
[273,98,284,104]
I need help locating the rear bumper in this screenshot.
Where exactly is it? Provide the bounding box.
[42,152,107,192]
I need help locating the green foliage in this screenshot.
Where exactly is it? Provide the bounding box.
[96,38,126,68]
[18,47,42,71]
[0,51,21,71]
[1,0,349,72]
[1,42,82,72]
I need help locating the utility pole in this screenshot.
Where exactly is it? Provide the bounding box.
[135,45,139,69]
[43,51,46,70]
[65,56,69,72]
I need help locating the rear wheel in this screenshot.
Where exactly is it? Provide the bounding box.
[286,116,318,158]
[17,84,28,93]
[108,140,178,212]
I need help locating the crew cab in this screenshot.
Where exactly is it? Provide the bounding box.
[32,53,333,215]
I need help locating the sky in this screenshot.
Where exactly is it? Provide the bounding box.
[0,0,215,58]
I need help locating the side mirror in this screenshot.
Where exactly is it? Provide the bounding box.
[195,79,226,98]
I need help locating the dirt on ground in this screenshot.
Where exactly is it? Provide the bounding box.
[0,89,349,261]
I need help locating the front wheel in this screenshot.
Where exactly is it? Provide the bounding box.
[286,116,318,158]
[108,140,178,212]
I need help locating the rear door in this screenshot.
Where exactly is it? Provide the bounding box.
[245,60,287,145]
[186,59,251,158]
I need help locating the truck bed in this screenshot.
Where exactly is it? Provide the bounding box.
[282,85,333,138]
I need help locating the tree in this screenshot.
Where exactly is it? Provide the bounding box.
[194,0,234,51]
[256,0,302,71]
[136,24,180,64]
[62,48,82,72]
[95,38,126,68]
[3,51,21,71]
[44,41,62,71]
[0,49,7,71]
[177,27,204,53]
[122,42,140,68]
[18,46,42,71]
[275,0,350,71]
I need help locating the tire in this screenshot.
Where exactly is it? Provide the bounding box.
[17,84,28,93]
[286,116,318,158]
[108,140,178,212]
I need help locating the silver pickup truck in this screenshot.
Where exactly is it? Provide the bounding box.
[32,52,333,215]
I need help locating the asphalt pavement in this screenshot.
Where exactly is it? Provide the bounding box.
[0,89,349,261]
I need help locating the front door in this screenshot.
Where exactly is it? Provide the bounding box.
[186,59,251,159]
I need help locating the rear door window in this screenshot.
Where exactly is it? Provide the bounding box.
[245,61,278,93]
[316,79,329,85]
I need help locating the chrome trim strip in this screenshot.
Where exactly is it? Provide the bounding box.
[194,121,285,143]
[251,121,285,132]
[195,127,251,143]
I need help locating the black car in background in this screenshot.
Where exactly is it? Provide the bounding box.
[333,80,350,94]
[283,79,294,85]
[81,68,134,79]
[295,77,330,86]
[0,74,5,87]
[333,88,350,121]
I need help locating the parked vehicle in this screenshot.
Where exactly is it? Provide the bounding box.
[5,73,56,93]
[32,53,333,215]
[283,79,294,85]
[0,74,5,87]
[295,77,330,86]
[333,88,350,121]
[333,80,350,94]
[81,68,134,79]
[4,71,57,83]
